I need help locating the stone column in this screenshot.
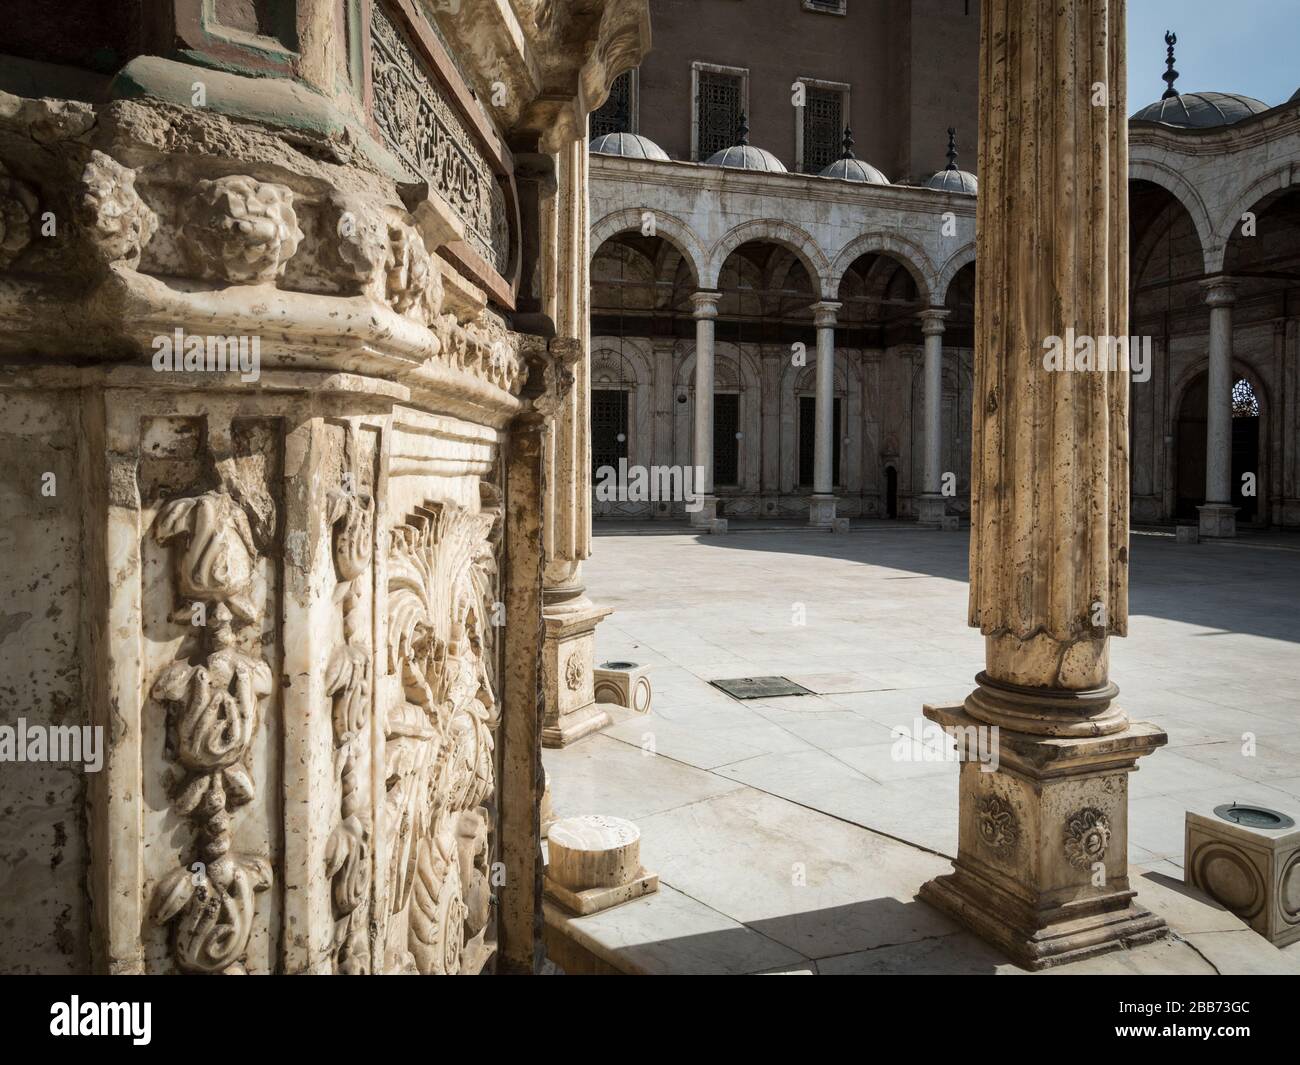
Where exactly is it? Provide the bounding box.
[691,291,721,525]
[540,136,613,748]
[1198,278,1238,537]
[919,0,1168,970]
[809,300,842,526]
[916,308,950,524]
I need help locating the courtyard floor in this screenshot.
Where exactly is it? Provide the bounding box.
[543,523,1300,974]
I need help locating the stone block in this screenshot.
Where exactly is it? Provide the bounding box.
[1185,805,1300,947]
[1197,503,1237,538]
[1176,525,1199,544]
[544,815,658,916]
[593,660,653,713]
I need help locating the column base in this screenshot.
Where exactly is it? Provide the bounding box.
[807,494,837,527]
[918,699,1168,971]
[916,494,946,525]
[689,495,719,526]
[542,599,614,749]
[1197,503,1237,538]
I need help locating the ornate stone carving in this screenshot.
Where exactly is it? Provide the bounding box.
[976,795,1018,851]
[0,162,37,269]
[324,481,375,975]
[386,221,441,320]
[383,493,500,975]
[331,197,389,289]
[564,651,583,692]
[181,174,303,283]
[1064,807,1112,869]
[76,150,157,269]
[369,2,509,276]
[149,490,274,975]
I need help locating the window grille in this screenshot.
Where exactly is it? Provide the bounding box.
[714,392,740,486]
[798,395,842,486]
[697,71,743,160]
[591,72,632,137]
[591,389,629,480]
[802,87,844,173]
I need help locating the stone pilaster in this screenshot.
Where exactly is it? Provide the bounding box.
[809,300,841,526]
[916,308,949,525]
[1198,278,1238,538]
[919,0,1168,970]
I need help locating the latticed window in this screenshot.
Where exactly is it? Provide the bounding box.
[802,87,843,173]
[591,72,632,137]
[1232,378,1260,418]
[798,396,842,486]
[803,0,847,14]
[697,71,743,160]
[714,393,740,486]
[591,389,629,479]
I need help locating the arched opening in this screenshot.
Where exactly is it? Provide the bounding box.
[1174,372,1263,523]
[885,465,898,519]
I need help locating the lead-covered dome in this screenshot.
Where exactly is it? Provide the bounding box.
[589,132,670,161]
[922,127,977,195]
[818,129,888,184]
[1133,31,1270,128]
[704,115,787,173]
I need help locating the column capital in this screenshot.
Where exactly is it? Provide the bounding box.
[691,290,721,318]
[811,300,842,328]
[1201,277,1238,307]
[917,307,950,335]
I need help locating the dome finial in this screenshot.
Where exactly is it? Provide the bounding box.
[840,127,856,159]
[1162,30,1180,100]
[945,127,959,171]
[735,113,750,147]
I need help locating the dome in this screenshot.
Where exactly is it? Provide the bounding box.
[1291,87,1300,103]
[589,131,670,161]
[703,114,787,173]
[1132,91,1270,128]
[817,129,888,184]
[1132,32,1269,128]
[706,144,787,173]
[922,127,977,195]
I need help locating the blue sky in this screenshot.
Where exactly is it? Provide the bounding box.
[1127,0,1298,110]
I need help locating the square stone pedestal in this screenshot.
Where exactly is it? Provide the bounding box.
[808,495,838,527]
[916,494,946,525]
[593,660,653,713]
[1186,807,1300,946]
[918,701,1168,970]
[1197,503,1237,538]
[689,496,719,526]
[542,601,614,748]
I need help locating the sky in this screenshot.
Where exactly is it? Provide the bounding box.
[1127,0,1298,111]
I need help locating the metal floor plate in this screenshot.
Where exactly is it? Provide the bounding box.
[710,676,813,700]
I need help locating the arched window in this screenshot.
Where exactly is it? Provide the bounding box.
[1232,378,1260,418]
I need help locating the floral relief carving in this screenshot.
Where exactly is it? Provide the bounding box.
[149,490,274,975]
[77,150,157,269]
[324,478,376,975]
[564,651,584,692]
[1065,807,1112,869]
[976,794,1018,851]
[0,162,38,269]
[386,221,441,321]
[383,493,500,975]
[332,198,389,289]
[181,174,303,283]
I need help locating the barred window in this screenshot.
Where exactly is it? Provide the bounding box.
[591,71,632,138]
[696,71,743,160]
[801,87,844,173]
[591,389,629,479]
[803,0,847,14]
